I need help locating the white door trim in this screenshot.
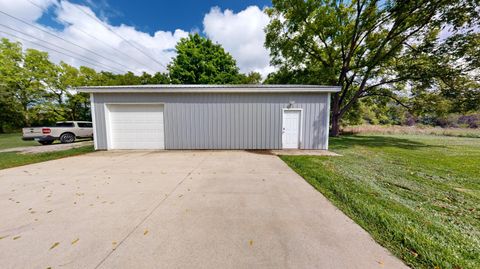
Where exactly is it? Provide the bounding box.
[104,103,165,150]
[281,108,303,149]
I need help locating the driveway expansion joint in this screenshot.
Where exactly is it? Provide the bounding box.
[93,154,210,269]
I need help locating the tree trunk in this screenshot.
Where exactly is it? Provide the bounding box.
[23,105,30,127]
[330,113,341,136]
[330,93,341,136]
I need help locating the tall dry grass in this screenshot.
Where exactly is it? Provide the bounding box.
[342,125,480,138]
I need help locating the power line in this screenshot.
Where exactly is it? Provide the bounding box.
[24,0,152,69]
[23,0,44,10]
[68,2,168,70]
[0,23,125,73]
[0,30,120,73]
[0,30,122,73]
[0,9,132,71]
[73,26,154,68]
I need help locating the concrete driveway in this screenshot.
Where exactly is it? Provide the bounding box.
[0,151,407,269]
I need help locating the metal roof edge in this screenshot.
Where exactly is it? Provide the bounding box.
[77,84,341,93]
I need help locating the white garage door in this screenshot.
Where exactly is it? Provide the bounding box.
[106,104,165,149]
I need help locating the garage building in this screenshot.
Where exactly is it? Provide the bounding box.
[79,85,341,150]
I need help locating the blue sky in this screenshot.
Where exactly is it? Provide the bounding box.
[0,0,275,76]
[81,0,272,33]
[37,0,272,33]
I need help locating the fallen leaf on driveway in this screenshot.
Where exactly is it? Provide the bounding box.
[50,242,60,250]
[71,238,79,245]
[0,235,8,240]
[13,236,21,240]
[144,230,149,235]
[249,240,253,246]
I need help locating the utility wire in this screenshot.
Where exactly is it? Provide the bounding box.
[0,24,125,73]
[0,30,122,73]
[0,23,125,73]
[24,0,152,69]
[72,26,154,69]
[0,9,132,71]
[68,2,168,70]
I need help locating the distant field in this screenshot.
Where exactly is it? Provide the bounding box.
[282,134,480,269]
[343,125,480,138]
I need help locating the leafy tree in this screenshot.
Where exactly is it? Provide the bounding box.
[265,0,480,135]
[0,86,23,133]
[239,71,263,84]
[138,71,170,84]
[0,38,23,132]
[0,39,57,126]
[168,33,242,84]
[150,72,170,84]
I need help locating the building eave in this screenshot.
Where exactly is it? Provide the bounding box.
[77,84,342,93]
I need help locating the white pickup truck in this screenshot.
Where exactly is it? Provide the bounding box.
[22,121,93,145]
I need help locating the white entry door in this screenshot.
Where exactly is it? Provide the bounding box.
[107,104,165,149]
[282,109,301,149]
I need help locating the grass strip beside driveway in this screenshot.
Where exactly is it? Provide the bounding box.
[0,133,37,150]
[281,135,480,269]
[0,146,94,170]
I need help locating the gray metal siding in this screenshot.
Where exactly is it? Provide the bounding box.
[92,92,330,150]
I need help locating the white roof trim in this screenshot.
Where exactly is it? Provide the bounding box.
[77,84,341,93]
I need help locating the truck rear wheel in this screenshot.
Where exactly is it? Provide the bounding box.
[60,133,75,143]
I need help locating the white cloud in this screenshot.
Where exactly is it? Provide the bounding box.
[0,0,188,74]
[0,1,274,77]
[0,0,54,21]
[203,6,274,78]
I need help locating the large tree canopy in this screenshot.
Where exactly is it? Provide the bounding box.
[168,33,245,84]
[265,0,480,135]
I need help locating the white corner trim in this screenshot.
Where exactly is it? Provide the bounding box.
[325,92,331,150]
[90,93,98,150]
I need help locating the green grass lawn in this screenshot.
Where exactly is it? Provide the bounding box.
[0,133,95,170]
[281,135,480,269]
[0,132,38,149]
[0,145,94,170]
